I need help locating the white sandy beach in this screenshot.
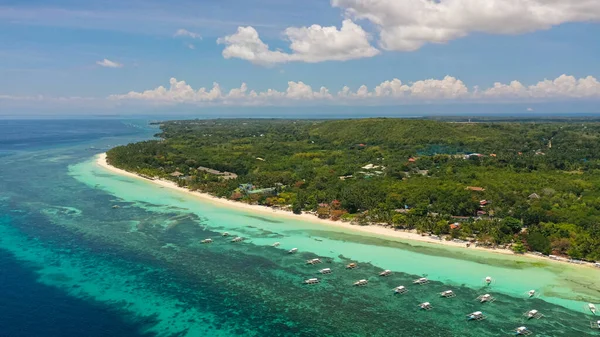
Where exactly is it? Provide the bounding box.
[96,153,599,269]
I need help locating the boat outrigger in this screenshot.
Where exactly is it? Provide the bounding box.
[394,286,408,295]
[589,303,597,315]
[379,269,392,277]
[306,258,322,265]
[222,232,230,237]
[466,311,486,321]
[476,294,496,303]
[319,268,332,274]
[201,238,213,244]
[413,277,429,285]
[231,237,243,243]
[346,263,358,269]
[354,279,368,286]
[513,326,532,335]
[304,278,320,285]
[288,248,298,254]
[419,302,433,311]
[590,320,600,329]
[272,242,280,247]
[523,309,543,320]
[440,290,456,298]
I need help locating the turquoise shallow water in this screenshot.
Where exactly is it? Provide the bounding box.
[1,120,599,336]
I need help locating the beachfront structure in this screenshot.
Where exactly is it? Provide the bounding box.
[413,277,429,285]
[306,258,322,265]
[476,294,496,303]
[466,311,486,321]
[346,263,358,269]
[231,237,244,243]
[523,309,543,320]
[288,248,298,254]
[201,238,213,244]
[304,278,320,285]
[379,269,392,277]
[440,290,456,298]
[197,166,238,180]
[514,326,532,335]
[319,268,332,274]
[354,279,368,286]
[419,302,433,310]
[394,286,408,294]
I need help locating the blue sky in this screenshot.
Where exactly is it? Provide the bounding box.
[1,0,600,115]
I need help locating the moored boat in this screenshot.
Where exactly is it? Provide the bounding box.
[288,248,298,254]
[319,268,332,274]
[379,269,392,277]
[201,238,213,244]
[354,279,368,286]
[304,278,320,285]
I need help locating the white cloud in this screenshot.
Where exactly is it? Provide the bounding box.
[96,59,123,68]
[187,43,195,50]
[107,74,600,106]
[217,19,379,64]
[174,29,202,39]
[332,0,600,51]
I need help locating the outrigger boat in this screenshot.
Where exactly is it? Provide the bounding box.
[319,268,332,274]
[440,290,456,298]
[466,311,486,321]
[346,263,358,269]
[379,269,392,277]
[393,286,408,295]
[304,278,320,285]
[523,309,543,320]
[201,238,213,244]
[288,248,298,254]
[231,237,244,242]
[589,303,597,315]
[484,276,493,286]
[590,320,600,329]
[306,258,322,265]
[419,302,433,311]
[476,294,496,303]
[222,232,230,237]
[413,277,429,285]
[272,242,280,247]
[513,326,532,335]
[528,290,536,298]
[354,279,368,286]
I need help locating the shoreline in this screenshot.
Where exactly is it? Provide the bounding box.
[96,153,599,270]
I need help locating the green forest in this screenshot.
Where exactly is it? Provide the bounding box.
[107,118,600,262]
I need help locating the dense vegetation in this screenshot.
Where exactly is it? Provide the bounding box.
[107,118,600,261]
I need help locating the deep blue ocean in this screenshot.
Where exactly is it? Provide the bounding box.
[0,120,156,337]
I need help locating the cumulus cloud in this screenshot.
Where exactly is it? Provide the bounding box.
[332,0,600,51]
[217,19,379,64]
[174,29,202,39]
[107,74,600,106]
[96,59,123,68]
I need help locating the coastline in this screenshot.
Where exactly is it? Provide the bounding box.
[96,153,599,270]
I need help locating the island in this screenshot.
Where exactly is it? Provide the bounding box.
[106,118,600,264]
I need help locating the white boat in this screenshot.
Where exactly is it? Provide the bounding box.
[419,302,433,310]
[476,294,495,303]
[231,237,243,242]
[306,258,322,265]
[514,326,532,335]
[379,269,392,277]
[304,278,319,285]
[528,290,536,297]
[440,290,456,298]
[354,279,368,286]
[201,238,213,244]
[346,263,358,269]
[288,248,298,254]
[589,303,597,315]
[591,320,600,329]
[222,232,230,237]
[319,268,332,274]
[484,276,493,285]
[394,286,408,294]
[272,242,280,247]
[413,277,429,285]
[524,309,543,320]
[467,311,485,321]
